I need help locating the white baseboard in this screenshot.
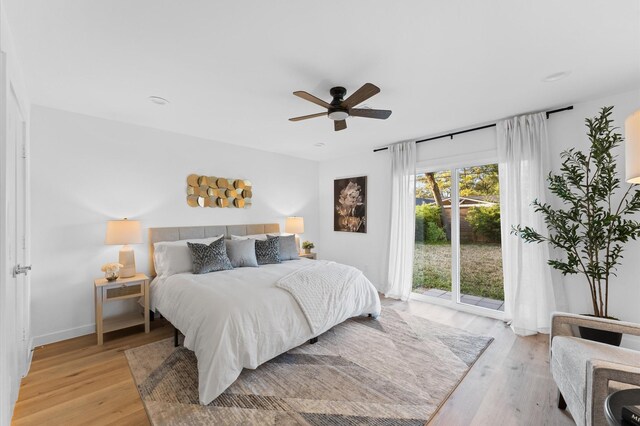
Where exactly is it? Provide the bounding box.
[32,324,95,347]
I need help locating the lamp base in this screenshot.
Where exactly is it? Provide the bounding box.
[119,245,136,278]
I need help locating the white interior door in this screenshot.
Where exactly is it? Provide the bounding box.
[0,46,31,424]
[10,82,30,376]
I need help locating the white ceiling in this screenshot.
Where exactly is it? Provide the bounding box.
[5,0,640,161]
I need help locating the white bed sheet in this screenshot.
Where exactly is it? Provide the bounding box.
[151,258,380,405]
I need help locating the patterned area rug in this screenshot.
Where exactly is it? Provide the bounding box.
[125,307,493,425]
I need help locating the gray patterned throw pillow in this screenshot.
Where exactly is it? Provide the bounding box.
[255,237,281,265]
[267,234,299,261]
[187,238,234,274]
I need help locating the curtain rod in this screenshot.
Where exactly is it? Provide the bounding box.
[372,105,574,153]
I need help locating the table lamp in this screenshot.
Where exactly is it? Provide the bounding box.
[285,216,304,253]
[626,110,640,184]
[105,218,142,278]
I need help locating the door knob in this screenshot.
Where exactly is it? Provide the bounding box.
[13,264,31,277]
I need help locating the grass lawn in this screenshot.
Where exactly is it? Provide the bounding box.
[413,242,504,300]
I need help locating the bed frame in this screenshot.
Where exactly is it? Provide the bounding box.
[148,223,324,347]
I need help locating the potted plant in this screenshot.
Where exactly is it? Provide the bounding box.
[513,106,640,345]
[302,241,315,254]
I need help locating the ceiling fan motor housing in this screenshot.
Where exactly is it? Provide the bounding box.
[328,86,349,120]
[329,86,347,101]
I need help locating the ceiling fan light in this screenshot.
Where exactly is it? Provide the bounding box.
[328,110,349,121]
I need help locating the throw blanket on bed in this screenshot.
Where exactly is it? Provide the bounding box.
[276,260,366,334]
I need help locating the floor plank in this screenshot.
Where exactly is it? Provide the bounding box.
[12,301,574,425]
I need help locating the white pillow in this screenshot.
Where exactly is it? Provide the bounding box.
[154,235,223,276]
[230,233,278,241]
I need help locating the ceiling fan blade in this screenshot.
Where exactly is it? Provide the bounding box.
[342,83,380,108]
[289,112,327,122]
[293,91,332,109]
[349,108,392,119]
[334,120,347,131]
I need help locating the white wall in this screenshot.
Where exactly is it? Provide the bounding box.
[319,88,640,345]
[30,106,319,345]
[318,151,392,290]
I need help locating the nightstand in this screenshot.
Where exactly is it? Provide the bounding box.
[94,273,150,345]
[299,252,317,260]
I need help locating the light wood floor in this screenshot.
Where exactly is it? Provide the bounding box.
[12,300,575,426]
[386,299,575,426]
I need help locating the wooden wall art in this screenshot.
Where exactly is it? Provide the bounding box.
[186,175,252,208]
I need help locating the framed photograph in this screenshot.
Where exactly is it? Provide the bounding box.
[334,176,367,233]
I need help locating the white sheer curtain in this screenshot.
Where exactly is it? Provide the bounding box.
[497,113,556,335]
[386,141,416,301]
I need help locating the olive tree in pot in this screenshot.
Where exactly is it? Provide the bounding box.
[513,106,640,346]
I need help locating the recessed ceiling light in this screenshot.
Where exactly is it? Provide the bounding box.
[542,71,571,83]
[149,96,169,105]
[314,142,325,147]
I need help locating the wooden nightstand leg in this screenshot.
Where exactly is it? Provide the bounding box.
[144,280,150,333]
[96,286,103,345]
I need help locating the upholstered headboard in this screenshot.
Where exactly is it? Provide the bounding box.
[148,223,280,277]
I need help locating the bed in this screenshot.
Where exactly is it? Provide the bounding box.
[148,223,381,405]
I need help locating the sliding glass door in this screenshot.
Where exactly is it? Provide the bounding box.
[413,163,504,315]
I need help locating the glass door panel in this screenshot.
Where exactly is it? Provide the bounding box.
[456,164,504,311]
[413,170,452,300]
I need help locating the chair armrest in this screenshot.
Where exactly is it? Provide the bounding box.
[586,360,640,426]
[551,312,640,340]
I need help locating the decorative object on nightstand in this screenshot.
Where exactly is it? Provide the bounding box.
[299,252,317,260]
[105,218,142,278]
[301,240,314,254]
[94,273,150,345]
[100,262,122,281]
[285,216,304,251]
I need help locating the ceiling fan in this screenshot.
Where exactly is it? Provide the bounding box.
[289,83,392,131]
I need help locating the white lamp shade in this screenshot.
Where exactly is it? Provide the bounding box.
[285,216,304,234]
[626,110,640,184]
[105,219,142,245]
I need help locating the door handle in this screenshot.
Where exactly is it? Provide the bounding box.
[13,264,31,277]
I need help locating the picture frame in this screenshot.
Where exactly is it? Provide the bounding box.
[334,176,367,233]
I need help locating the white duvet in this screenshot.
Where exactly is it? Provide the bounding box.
[151,258,381,405]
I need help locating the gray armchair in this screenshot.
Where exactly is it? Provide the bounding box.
[550,312,640,426]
